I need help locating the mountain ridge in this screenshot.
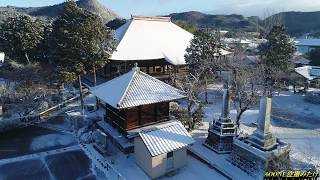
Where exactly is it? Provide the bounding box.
[1,2,319,36]
[167,10,320,36]
[265,11,320,35]
[167,11,259,32]
[0,0,119,23]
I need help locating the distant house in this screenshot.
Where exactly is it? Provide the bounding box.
[293,56,311,67]
[134,121,194,179]
[91,65,186,135]
[224,38,252,49]
[295,66,320,81]
[295,39,320,54]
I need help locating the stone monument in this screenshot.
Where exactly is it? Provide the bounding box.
[204,89,236,153]
[230,96,290,177]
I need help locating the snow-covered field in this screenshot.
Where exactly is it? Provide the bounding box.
[0,124,112,180]
[1,89,319,180]
[100,138,227,180]
[0,126,77,159]
[0,149,107,180]
[200,87,320,171]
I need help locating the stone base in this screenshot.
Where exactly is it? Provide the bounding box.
[204,131,234,153]
[230,138,290,177]
[204,116,236,153]
[247,131,277,151]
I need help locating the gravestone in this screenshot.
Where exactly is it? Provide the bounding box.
[204,89,236,153]
[230,96,290,177]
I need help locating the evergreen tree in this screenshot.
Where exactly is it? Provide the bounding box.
[309,48,320,66]
[173,20,198,34]
[259,25,296,94]
[260,25,296,71]
[185,30,223,103]
[106,18,126,30]
[185,30,223,75]
[0,15,45,64]
[50,1,115,109]
[83,13,115,87]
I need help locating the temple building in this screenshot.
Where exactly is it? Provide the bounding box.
[204,89,236,153]
[90,64,186,137]
[102,16,192,81]
[230,96,290,177]
[103,15,232,81]
[90,64,194,170]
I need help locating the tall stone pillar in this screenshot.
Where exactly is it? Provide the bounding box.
[204,89,236,153]
[230,96,290,177]
[221,89,230,120]
[257,97,271,135]
[248,96,276,150]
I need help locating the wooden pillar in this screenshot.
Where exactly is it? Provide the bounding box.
[109,64,112,79]
[154,103,157,122]
[138,106,142,126]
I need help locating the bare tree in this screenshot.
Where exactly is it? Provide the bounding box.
[260,9,284,36]
[185,29,223,104]
[226,48,263,129]
[0,61,53,118]
[174,72,205,130]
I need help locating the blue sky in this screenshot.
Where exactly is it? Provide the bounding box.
[1,0,320,18]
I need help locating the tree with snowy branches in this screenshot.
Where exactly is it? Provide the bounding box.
[259,25,296,95]
[185,30,223,103]
[50,0,115,109]
[0,15,45,64]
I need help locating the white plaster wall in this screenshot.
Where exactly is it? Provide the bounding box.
[134,137,152,177]
[151,147,188,179]
[173,148,187,169]
[135,137,188,179]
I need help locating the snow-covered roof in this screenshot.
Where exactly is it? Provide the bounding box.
[110,16,194,65]
[239,39,251,44]
[294,57,310,65]
[295,66,320,80]
[218,49,232,56]
[139,121,194,157]
[296,39,320,47]
[0,52,4,63]
[90,65,186,109]
[224,38,251,44]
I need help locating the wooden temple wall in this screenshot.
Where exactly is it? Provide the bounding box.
[105,102,170,131]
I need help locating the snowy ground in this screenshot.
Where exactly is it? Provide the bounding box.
[0,95,113,180]
[80,94,229,180]
[0,148,107,180]
[1,89,319,180]
[101,137,227,180]
[0,126,77,159]
[54,91,320,179]
[197,86,320,173]
[0,125,107,180]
